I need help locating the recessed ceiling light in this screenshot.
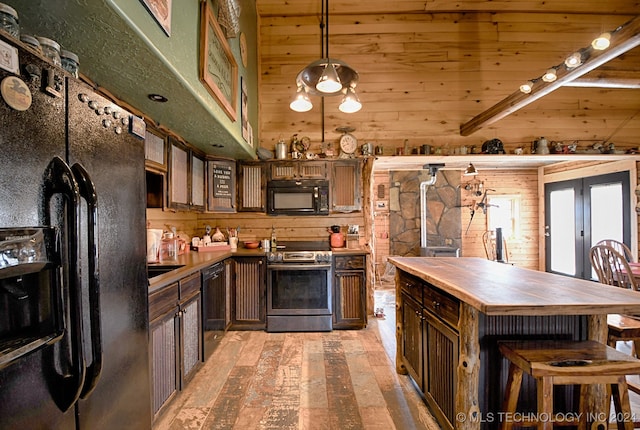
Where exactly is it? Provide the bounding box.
[148,94,168,102]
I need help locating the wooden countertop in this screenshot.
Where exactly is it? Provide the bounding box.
[148,247,265,293]
[389,257,640,316]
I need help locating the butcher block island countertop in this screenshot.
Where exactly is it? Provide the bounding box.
[390,256,640,316]
[389,257,640,430]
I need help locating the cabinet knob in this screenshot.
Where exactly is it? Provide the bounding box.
[432,301,440,309]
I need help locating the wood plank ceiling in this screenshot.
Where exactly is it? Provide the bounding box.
[256,0,640,166]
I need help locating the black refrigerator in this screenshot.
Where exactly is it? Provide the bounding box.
[0,35,152,428]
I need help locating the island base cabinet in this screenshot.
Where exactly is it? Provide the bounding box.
[401,293,423,391]
[423,310,458,430]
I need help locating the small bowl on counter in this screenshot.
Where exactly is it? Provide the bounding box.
[243,241,260,249]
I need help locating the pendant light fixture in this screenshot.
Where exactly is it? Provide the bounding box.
[290,0,361,113]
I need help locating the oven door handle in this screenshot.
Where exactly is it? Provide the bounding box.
[267,263,332,270]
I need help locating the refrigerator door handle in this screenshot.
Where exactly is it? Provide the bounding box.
[72,163,103,398]
[43,157,86,412]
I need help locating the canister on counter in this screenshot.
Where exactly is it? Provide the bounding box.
[0,3,19,39]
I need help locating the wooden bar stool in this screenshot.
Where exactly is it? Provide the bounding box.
[498,340,640,430]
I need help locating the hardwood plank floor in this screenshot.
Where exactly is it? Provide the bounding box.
[153,283,640,429]
[153,286,439,430]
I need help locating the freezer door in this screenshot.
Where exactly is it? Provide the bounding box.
[0,37,77,429]
[66,78,152,429]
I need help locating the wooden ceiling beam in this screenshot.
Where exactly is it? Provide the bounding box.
[460,15,640,137]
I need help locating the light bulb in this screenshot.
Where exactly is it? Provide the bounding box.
[542,68,557,83]
[564,52,583,68]
[338,87,362,113]
[316,62,342,93]
[289,87,313,112]
[592,32,611,50]
[519,81,533,94]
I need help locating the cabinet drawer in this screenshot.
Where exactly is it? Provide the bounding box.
[179,272,201,301]
[149,282,179,321]
[423,285,459,328]
[398,270,422,302]
[334,255,365,270]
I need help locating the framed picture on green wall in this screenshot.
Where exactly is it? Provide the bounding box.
[199,0,238,121]
[140,0,172,36]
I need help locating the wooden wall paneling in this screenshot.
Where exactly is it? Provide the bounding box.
[258,8,640,158]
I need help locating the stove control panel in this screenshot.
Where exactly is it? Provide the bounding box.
[267,250,332,264]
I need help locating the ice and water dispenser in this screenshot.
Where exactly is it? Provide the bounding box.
[0,228,63,368]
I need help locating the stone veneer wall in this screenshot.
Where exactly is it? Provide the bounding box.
[389,170,461,256]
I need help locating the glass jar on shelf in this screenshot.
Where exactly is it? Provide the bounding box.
[36,36,62,67]
[0,3,19,39]
[61,50,79,78]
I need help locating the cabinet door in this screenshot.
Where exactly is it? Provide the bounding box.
[168,137,189,209]
[423,310,459,429]
[270,161,327,179]
[180,293,202,386]
[332,160,361,212]
[401,293,423,391]
[150,307,179,417]
[231,257,266,329]
[208,159,236,212]
[333,269,366,329]
[145,126,167,171]
[190,152,205,211]
[237,162,265,212]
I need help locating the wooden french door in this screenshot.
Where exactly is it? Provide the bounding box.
[544,172,631,280]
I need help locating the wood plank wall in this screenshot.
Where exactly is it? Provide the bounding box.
[258,10,640,157]
[460,169,539,269]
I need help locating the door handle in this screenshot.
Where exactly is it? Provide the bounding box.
[72,163,103,399]
[43,157,85,412]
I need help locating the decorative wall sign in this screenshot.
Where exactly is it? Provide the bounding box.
[212,163,233,198]
[199,1,238,121]
[140,0,172,36]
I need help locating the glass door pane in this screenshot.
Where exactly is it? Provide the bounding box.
[549,188,576,276]
[590,182,623,246]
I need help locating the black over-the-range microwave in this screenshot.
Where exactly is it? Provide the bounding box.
[267,179,330,216]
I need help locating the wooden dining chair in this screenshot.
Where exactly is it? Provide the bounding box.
[589,243,640,395]
[589,244,638,290]
[595,239,635,263]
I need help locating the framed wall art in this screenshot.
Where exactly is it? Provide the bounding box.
[140,0,172,36]
[199,1,238,121]
[241,77,248,141]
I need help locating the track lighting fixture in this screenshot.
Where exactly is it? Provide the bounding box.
[564,51,583,68]
[541,68,557,83]
[591,32,611,50]
[519,80,534,94]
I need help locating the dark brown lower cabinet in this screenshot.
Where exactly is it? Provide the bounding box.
[230,256,266,330]
[333,254,367,329]
[149,272,202,419]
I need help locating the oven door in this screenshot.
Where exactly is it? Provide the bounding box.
[266,263,332,332]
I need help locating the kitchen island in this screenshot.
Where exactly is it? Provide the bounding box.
[389,257,640,430]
